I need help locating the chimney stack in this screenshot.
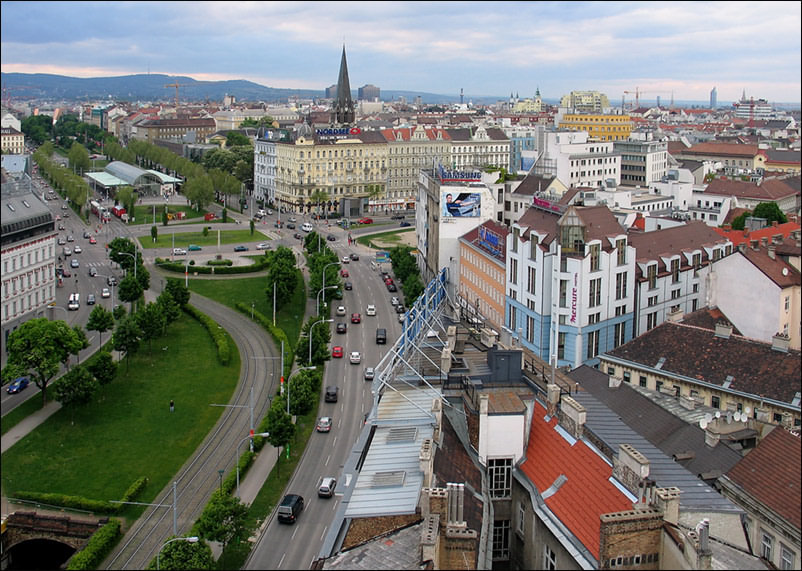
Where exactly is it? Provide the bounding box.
[768,245,776,259]
[714,321,733,339]
[772,332,790,353]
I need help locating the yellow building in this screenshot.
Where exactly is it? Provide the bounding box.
[0,127,25,154]
[558,114,632,141]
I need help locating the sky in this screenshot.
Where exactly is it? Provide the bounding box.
[2,1,800,104]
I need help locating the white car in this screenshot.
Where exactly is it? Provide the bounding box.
[366,304,376,316]
[336,305,346,316]
[364,367,375,381]
[73,245,82,254]
[172,248,187,255]
[390,296,400,306]
[349,351,361,364]
[256,242,271,250]
[341,256,350,264]
[101,287,110,298]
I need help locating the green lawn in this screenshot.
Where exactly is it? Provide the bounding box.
[356,228,414,249]
[1,316,240,508]
[141,229,263,249]
[187,271,306,353]
[129,204,206,226]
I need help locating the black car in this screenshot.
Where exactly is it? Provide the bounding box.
[286,222,296,229]
[395,304,405,313]
[391,214,405,220]
[294,232,303,239]
[83,231,91,239]
[400,221,411,227]
[336,322,347,334]
[387,283,397,292]
[344,281,352,290]
[327,235,336,242]
[234,245,249,252]
[350,253,359,261]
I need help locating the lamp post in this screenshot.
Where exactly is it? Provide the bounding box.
[157,536,199,570]
[321,261,340,306]
[116,250,137,281]
[316,285,337,317]
[308,318,333,364]
[218,469,224,492]
[210,386,256,451]
[235,431,270,498]
[285,365,316,416]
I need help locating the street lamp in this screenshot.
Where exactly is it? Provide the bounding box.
[308,318,333,364]
[116,249,137,281]
[47,302,69,321]
[157,536,199,570]
[235,431,270,498]
[285,365,316,416]
[316,285,337,316]
[321,261,340,302]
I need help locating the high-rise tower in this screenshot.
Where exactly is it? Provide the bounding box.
[330,45,355,125]
[710,86,717,109]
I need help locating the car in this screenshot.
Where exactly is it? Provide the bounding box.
[55,214,61,221]
[400,221,411,227]
[364,367,375,381]
[61,267,71,278]
[325,385,338,402]
[256,242,271,250]
[387,283,397,292]
[277,494,304,524]
[384,276,394,285]
[101,287,110,298]
[316,416,332,433]
[351,313,361,324]
[332,289,343,300]
[286,222,296,230]
[327,235,336,241]
[398,312,406,323]
[340,269,349,278]
[391,214,405,220]
[234,245,249,252]
[358,217,373,224]
[289,217,297,223]
[267,209,273,215]
[332,346,343,358]
[294,232,303,240]
[67,235,74,242]
[318,477,337,498]
[61,203,68,210]
[396,304,405,314]
[70,258,79,268]
[63,247,71,256]
[88,267,97,277]
[301,222,313,232]
[350,253,359,261]
[349,351,361,364]
[86,294,96,305]
[6,376,30,394]
[73,245,82,254]
[336,305,346,316]
[366,304,376,316]
[257,208,267,217]
[58,224,65,231]
[391,296,400,306]
[344,281,352,290]
[188,244,202,251]
[107,276,117,286]
[88,236,97,244]
[274,221,283,228]
[172,248,187,255]
[336,322,347,334]
[57,237,66,245]
[83,231,91,239]
[341,256,350,264]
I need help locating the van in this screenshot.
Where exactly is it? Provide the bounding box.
[318,477,337,498]
[301,222,313,232]
[277,494,304,524]
[376,328,387,344]
[325,386,339,403]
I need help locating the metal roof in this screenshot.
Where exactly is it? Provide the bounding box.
[86,171,128,187]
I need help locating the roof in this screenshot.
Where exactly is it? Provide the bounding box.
[679,307,742,336]
[681,142,759,158]
[760,149,801,166]
[511,172,557,196]
[704,177,800,201]
[724,427,801,530]
[518,401,632,560]
[628,220,730,267]
[739,247,801,288]
[1,178,53,238]
[515,204,625,248]
[459,219,508,263]
[104,161,155,186]
[379,126,450,142]
[604,321,802,407]
[569,366,743,480]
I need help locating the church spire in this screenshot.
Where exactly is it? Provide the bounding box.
[331,44,355,125]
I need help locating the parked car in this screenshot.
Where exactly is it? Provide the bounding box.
[336,305,346,316]
[387,283,397,292]
[396,304,405,314]
[391,297,400,306]
[288,217,297,223]
[316,416,332,433]
[340,269,349,278]
[332,346,343,358]
[234,245,249,252]
[350,351,361,364]
[61,267,71,278]
[172,248,187,255]
[398,313,406,323]
[358,217,373,224]
[256,242,271,250]
[6,376,30,394]
[344,281,352,290]
[188,244,202,251]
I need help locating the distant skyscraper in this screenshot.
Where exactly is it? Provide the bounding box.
[330,45,355,125]
[358,84,380,101]
[656,96,661,108]
[325,85,337,99]
[710,87,717,109]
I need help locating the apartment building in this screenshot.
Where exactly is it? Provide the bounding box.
[504,172,568,227]
[0,127,25,154]
[457,220,509,332]
[558,113,633,141]
[614,139,668,187]
[532,130,621,189]
[447,125,511,171]
[133,117,217,144]
[505,203,635,369]
[559,90,611,113]
[628,221,732,336]
[703,176,801,215]
[672,142,761,171]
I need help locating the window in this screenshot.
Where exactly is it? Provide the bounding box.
[647,312,657,330]
[761,531,774,561]
[589,243,600,271]
[588,312,600,325]
[786,296,791,311]
[639,375,647,387]
[587,330,600,359]
[543,545,557,571]
[517,501,526,534]
[492,520,510,560]
[671,258,680,283]
[510,258,518,285]
[711,395,721,409]
[526,316,535,343]
[559,279,568,308]
[781,544,796,570]
[647,295,658,307]
[647,265,657,289]
[623,371,631,383]
[617,239,627,265]
[558,332,566,360]
[615,272,627,300]
[614,322,626,347]
[489,458,512,498]
[671,289,681,300]
[527,267,537,295]
[589,278,602,307]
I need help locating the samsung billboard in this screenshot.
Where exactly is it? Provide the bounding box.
[442,191,481,217]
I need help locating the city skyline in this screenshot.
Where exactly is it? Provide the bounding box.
[1,1,801,104]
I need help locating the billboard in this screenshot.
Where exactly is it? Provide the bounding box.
[442,191,481,217]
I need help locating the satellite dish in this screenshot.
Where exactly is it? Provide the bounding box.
[734,411,742,422]
[700,418,709,430]
[726,411,733,424]
[745,406,752,415]
[741,413,748,423]
[715,411,721,419]
[783,268,789,276]
[703,413,713,424]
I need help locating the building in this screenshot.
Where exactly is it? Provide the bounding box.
[132,117,217,144]
[505,204,635,369]
[711,241,801,350]
[212,108,279,131]
[759,149,802,175]
[559,90,611,113]
[253,128,292,206]
[600,320,802,429]
[446,126,511,171]
[732,94,774,121]
[504,172,568,227]
[457,220,509,332]
[627,221,732,336]
[1,171,57,350]
[672,142,761,171]
[330,45,355,125]
[533,130,622,189]
[512,88,544,113]
[358,84,380,101]
[558,113,633,141]
[614,139,668,188]
[710,87,717,110]
[0,127,25,154]
[702,176,800,215]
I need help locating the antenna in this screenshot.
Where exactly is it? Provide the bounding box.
[745,406,751,415]
[726,411,733,424]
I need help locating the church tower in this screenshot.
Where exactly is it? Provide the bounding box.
[331,44,355,125]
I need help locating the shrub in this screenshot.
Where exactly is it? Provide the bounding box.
[207,259,233,266]
[183,305,230,365]
[119,476,148,505]
[13,491,118,513]
[66,519,122,570]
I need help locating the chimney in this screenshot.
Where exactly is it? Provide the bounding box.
[750,239,759,250]
[723,223,732,231]
[420,439,434,488]
[547,383,560,416]
[655,487,682,525]
[772,332,790,353]
[761,236,769,247]
[619,443,650,479]
[767,245,776,259]
[559,395,586,440]
[696,518,711,554]
[714,321,733,339]
[772,220,779,227]
[446,483,466,528]
[667,307,684,322]
[738,243,746,253]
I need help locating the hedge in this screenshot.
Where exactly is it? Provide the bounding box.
[66,518,122,570]
[182,304,231,365]
[234,302,290,374]
[12,491,118,514]
[206,259,233,266]
[119,476,148,505]
[154,255,270,275]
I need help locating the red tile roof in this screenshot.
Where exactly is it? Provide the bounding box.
[519,402,632,560]
[713,221,801,246]
[725,427,801,530]
[682,142,759,158]
[704,177,800,201]
[740,247,801,288]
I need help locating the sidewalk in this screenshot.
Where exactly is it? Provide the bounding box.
[1,400,61,455]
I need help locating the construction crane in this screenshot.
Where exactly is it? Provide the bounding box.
[622,87,673,110]
[164,81,193,107]
[2,84,37,108]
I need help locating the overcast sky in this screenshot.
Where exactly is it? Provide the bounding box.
[2,1,800,103]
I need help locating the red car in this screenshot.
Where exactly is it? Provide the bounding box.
[351,313,361,324]
[358,217,373,224]
[384,277,394,285]
[88,236,97,244]
[332,346,343,358]
[341,269,349,278]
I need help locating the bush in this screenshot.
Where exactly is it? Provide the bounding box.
[183,305,231,365]
[119,476,148,505]
[13,491,118,513]
[66,519,122,570]
[234,302,290,368]
[207,259,233,266]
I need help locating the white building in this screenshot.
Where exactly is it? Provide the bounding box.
[533,130,621,189]
[614,139,669,188]
[253,128,290,205]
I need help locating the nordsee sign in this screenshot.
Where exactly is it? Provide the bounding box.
[316,128,361,136]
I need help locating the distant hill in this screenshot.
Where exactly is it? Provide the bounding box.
[0,72,474,105]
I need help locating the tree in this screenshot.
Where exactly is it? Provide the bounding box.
[112,315,141,372]
[249,219,255,235]
[752,202,788,225]
[145,536,214,570]
[67,142,90,175]
[3,318,83,406]
[135,302,165,359]
[113,304,127,321]
[402,272,424,305]
[265,247,298,307]
[88,351,117,386]
[165,278,191,308]
[108,237,141,274]
[265,399,295,477]
[87,305,115,348]
[222,208,228,223]
[287,370,317,415]
[195,492,248,568]
[157,290,181,335]
[70,325,90,366]
[53,366,99,425]
[234,159,251,184]
[226,131,250,147]
[152,225,159,242]
[118,274,144,312]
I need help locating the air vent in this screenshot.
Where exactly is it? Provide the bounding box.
[22,200,31,208]
[371,470,406,487]
[7,204,15,212]
[386,427,417,443]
